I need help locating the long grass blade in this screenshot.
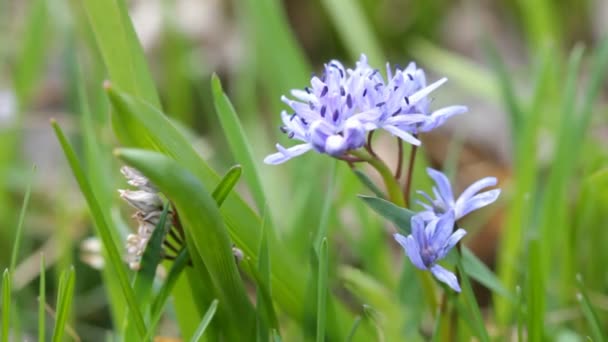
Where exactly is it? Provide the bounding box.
[51,120,147,338]
[51,267,75,342]
[316,238,328,342]
[38,254,45,342]
[211,74,267,212]
[576,275,605,342]
[10,165,35,273]
[2,270,10,342]
[190,299,219,342]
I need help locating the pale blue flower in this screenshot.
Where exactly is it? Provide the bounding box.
[417,168,501,221]
[394,212,465,292]
[264,55,467,164]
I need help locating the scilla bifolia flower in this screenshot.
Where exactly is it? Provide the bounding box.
[264,55,467,164]
[119,166,174,270]
[417,168,501,222]
[394,212,466,292]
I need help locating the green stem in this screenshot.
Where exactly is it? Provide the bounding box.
[350,150,405,207]
[349,149,437,311]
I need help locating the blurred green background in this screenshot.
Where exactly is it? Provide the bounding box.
[1,0,608,340]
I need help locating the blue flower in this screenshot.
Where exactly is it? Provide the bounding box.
[264,57,376,164]
[264,55,467,164]
[417,168,501,221]
[394,212,466,292]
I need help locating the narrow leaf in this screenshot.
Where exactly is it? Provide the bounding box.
[461,247,512,301]
[52,267,75,342]
[10,165,35,273]
[38,255,45,342]
[576,275,605,342]
[359,195,415,234]
[51,120,147,337]
[190,299,219,342]
[456,252,490,342]
[353,169,386,200]
[2,270,10,342]
[211,74,266,212]
[316,238,328,342]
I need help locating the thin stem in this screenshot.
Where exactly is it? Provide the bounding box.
[350,149,405,207]
[403,141,419,207]
[395,137,404,179]
[365,131,378,158]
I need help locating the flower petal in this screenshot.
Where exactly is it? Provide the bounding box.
[426,168,454,206]
[457,189,501,218]
[458,177,498,204]
[437,228,467,260]
[395,233,426,270]
[430,211,456,250]
[408,78,447,105]
[418,105,468,132]
[383,125,421,145]
[430,264,461,292]
[263,143,313,164]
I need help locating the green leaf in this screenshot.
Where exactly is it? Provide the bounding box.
[353,170,386,200]
[456,252,490,342]
[51,120,147,338]
[211,74,267,212]
[576,275,605,342]
[461,247,513,301]
[105,88,368,340]
[52,267,75,342]
[358,195,415,234]
[319,0,384,66]
[255,207,276,342]
[2,270,10,342]
[116,148,255,339]
[190,299,219,342]
[316,238,328,342]
[345,316,362,342]
[10,165,34,273]
[38,255,45,342]
[13,0,51,108]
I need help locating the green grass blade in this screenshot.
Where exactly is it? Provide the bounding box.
[576,275,605,342]
[38,255,45,342]
[316,238,328,342]
[314,161,336,252]
[345,316,362,342]
[211,74,267,212]
[461,247,512,301]
[256,206,273,342]
[10,165,35,273]
[116,148,256,339]
[190,299,219,342]
[2,270,10,342]
[456,251,490,342]
[105,88,368,340]
[211,166,243,205]
[51,120,147,338]
[80,0,159,106]
[12,0,50,107]
[51,267,75,342]
[526,239,544,342]
[320,0,384,66]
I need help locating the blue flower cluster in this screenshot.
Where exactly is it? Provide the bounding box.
[264,55,467,164]
[394,168,501,292]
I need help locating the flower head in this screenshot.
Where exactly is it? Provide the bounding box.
[394,212,466,292]
[264,55,467,164]
[417,168,501,222]
[119,166,172,270]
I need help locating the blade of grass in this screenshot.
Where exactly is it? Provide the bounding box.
[190,299,219,342]
[211,74,267,212]
[316,238,328,342]
[456,251,490,342]
[2,270,10,342]
[576,275,605,342]
[38,254,46,342]
[353,170,386,200]
[10,165,35,273]
[345,316,362,342]
[256,205,273,342]
[52,267,75,342]
[314,161,337,251]
[105,88,371,340]
[51,120,147,338]
[359,195,415,234]
[319,0,384,66]
[116,148,256,339]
